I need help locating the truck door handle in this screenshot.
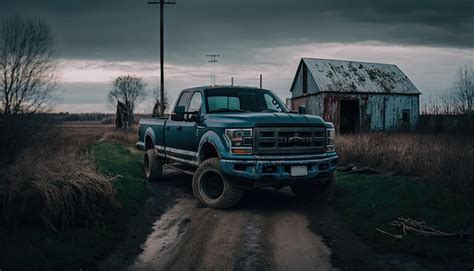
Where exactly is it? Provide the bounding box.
[166,127,170,131]
[177,126,182,131]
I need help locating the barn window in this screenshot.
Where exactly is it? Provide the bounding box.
[302,64,308,94]
[402,110,410,124]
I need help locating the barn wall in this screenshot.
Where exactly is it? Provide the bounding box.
[307,66,319,94]
[367,95,419,130]
[292,64,304,97]
[291,95,324,117]
[321,93,365,132]
[292,93,419,132]
[291,62,319,98]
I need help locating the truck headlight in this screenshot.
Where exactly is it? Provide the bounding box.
[326,128,335,152]
[225,129,253,154]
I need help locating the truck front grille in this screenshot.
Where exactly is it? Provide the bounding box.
[253,126,326,154]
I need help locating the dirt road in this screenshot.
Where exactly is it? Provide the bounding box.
[127,170,336,271]
[102,168,459,271]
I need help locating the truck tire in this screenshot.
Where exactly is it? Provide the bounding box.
[144,149,163,182]
[291,172,336,200]
[192,158,243,209]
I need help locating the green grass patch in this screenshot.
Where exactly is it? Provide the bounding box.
[333,172,474,261]
[93,141,149,210]
[0,141,149,271]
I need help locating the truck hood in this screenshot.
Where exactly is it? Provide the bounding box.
[204,112,330,128]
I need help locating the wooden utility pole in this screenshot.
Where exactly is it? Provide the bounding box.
[148,0,176,116]
[260,74,263,88]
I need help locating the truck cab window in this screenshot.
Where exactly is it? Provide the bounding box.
[205,88,288,113]
[263,93,283,112]
[188,92,203,112]
[208,96,240,112]
[175,91,191,112]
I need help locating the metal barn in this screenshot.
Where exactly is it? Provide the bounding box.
[289,58,420,133]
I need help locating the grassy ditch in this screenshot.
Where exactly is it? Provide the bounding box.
[0,140,148,270]
[93,141,149,211]
[333,172,474,262]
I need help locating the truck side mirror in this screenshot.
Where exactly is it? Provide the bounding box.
[171,105,185,121]
[188,111,200,122]
[298,106,307,114]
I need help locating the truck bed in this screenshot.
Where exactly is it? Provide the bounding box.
[138,117,168,150]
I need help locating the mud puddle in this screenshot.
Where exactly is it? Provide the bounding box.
[128,188,335,270]
[130,198,195,270]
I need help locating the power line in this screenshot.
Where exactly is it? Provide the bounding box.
[207,54,220,86]
[148,0,176,116]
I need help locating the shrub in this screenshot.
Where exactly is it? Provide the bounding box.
[0,139,118,231]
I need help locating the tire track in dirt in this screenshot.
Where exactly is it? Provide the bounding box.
[130,198,196,270]
[267,210,334,271]
[131,197,248,270]
[234,212,268,270]
[129,187,335,271]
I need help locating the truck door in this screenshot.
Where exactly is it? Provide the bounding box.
[165,91,202,164]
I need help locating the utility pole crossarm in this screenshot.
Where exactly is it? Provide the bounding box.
[147,1,176,4]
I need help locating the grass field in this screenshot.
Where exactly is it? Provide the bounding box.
[336,133,474,196]
[333,172,474,262]
[1,124,472,269]
[0,140,149,270]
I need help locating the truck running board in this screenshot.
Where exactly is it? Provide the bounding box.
[163,163,196,176]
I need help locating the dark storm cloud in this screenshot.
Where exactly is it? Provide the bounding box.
[1,0,473,63]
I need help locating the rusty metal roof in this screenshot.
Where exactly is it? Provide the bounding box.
[293,58,420,94]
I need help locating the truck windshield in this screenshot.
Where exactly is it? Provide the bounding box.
[206,88,288,113]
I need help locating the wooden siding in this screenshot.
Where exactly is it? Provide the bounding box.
[291,93,419,132]
[291,61,319,98]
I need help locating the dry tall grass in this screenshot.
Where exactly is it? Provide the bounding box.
[0,123,118,230]
[336,133,474,195]
[2,151,118,230]
[103,127,138,146]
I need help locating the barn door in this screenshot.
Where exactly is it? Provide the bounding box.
[339,99,359,133]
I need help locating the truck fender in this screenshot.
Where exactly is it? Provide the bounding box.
[144,127,156,150]
[197,130,227,164]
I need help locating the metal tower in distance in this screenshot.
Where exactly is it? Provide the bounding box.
[207,54,220,86]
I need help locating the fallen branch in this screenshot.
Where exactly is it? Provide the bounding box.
[376,228,403,240]
[377,217,474,239]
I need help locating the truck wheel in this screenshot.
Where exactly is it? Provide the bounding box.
[144,149,163,182]
[192,158,243,209]
[291,172,336,200]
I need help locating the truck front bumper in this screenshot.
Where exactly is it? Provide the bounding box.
[219,154,338,189]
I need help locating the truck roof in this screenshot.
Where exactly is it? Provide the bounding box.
[180,85,272,93]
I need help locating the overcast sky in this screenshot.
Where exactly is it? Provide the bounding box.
[2,0,473,112]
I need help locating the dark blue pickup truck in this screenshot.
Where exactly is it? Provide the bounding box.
[137,86,338,209]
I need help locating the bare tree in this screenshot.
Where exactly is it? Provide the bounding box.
[421,90,458,116]
[453,66,473,115]
[152,86,169,117]
[107,75,146,128]
[0,14,58,163]
[421,67,474,116]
